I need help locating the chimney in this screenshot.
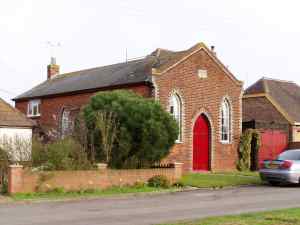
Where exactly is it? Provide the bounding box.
[47,57,60,79]
[210,45,216,55]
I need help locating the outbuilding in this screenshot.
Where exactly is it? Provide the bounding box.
[0,98,34,161]
[243,77,300,163]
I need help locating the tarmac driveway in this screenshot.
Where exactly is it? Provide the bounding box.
[1,186,300,225]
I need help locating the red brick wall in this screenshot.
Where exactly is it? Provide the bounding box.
[15,84,151,138]
[8,163,183,194]
[154,49,242,171]
[243,97,289,124]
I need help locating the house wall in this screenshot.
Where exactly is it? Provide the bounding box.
[291,125,300,142]
[154,49,243,171]
[242,96,290,141]
[0,127,32,161]
[15,84,151,139]
[243,96,289,124]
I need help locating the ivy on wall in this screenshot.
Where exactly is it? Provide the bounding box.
[237,129,261,171]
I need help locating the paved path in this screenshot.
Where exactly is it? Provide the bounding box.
[1,186,300,225]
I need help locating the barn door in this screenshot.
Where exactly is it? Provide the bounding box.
[193,114,210,171]
[259,130,288,163]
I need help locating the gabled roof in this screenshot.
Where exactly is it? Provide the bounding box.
[14,42,242,101]
[14,58,155,100]
[151,42,242,86]
[0,98,34,127]
[244,77,300,124]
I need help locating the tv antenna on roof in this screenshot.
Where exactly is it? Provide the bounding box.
[46,41,61,58]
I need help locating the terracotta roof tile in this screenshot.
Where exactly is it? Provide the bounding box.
[245,77,300,123]
[0,98,34,127]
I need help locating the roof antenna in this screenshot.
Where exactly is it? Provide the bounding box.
[46,41,61,60]
[126,48,128,63]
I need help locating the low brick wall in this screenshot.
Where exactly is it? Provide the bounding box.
[8,163,183,194]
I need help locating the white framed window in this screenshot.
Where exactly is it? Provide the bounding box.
[169,93,182,142]
[61,109,71,138]
[27,100,41,117]
[221,99,231,143]
[198,69,207,79]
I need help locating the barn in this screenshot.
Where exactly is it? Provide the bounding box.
[0,98,34,161]
[243,77,300,164]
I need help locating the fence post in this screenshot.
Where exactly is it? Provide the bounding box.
[8,165,24,194]
[173,162,183,180]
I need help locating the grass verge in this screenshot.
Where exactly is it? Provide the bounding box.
[11,186,179,201]
[158,208,300,225]
[180,171,261,188]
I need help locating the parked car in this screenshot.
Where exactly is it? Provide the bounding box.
[259,149,300,185]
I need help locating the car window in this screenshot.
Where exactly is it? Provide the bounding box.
[278,151,300,160]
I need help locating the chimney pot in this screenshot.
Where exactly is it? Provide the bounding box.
[50,57,56,65]
[210,45,216,55]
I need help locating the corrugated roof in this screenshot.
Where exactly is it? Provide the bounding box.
[244,77,300,123]
[0,98,34,127]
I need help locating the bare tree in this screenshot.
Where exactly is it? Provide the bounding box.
[0,134,31,163]
[95,111,118,163]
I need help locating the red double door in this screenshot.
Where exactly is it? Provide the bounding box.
[193,114,210,171]
[259,130,288,163]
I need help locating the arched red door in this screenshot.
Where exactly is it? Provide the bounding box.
[193,114,210,171]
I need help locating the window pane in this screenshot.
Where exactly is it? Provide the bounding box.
[28,104,32,115]
[61,110,71,137]
[169,94,182,141]
[170,106,174,114]
[221,99,230,142]
[28,100,40,116]
[33,106,37,115]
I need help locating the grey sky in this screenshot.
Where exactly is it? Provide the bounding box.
[1,0,300,104]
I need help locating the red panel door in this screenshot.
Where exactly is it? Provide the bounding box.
[193,115,210,170]
[259,130,288,164]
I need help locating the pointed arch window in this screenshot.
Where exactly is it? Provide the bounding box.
[221,99,231,143]
[61,109,71,138]
[169,93,182,142]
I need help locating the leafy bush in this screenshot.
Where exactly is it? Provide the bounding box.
[133,181,147,189]
[31,137,48,167]
[237,129,261,171]
[0,148,9,193]
[83,90,178,169]
[32,138,93,171]
[172,181,185,188]
[148,175,170,188]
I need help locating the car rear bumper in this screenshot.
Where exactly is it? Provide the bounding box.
[260,169,300,184]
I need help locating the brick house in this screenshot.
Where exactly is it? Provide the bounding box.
[243,77,300,162]
[14,42,243,171]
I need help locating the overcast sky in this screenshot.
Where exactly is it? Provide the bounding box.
[1,0,300,104]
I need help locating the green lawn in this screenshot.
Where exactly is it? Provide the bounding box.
[158,208,300,225]
[180,171,261,188]
[11,186,179,201]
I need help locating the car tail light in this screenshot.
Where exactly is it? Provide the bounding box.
[260,162,266,169]
[280,160,293,169]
